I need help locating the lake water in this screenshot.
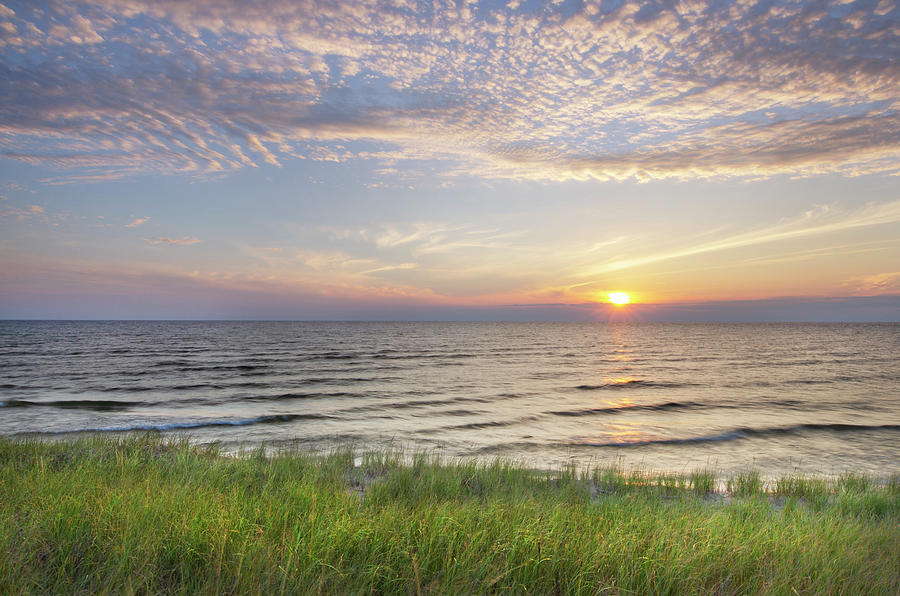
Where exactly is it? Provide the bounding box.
[1,321,898,478]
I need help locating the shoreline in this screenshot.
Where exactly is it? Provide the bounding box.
[11,428,900,484]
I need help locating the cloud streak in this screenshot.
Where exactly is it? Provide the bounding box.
[1,0,898,182]
[142,236,200,246]
[583,200,900,276]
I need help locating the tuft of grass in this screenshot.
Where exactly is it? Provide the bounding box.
[689,469,717,495]
[0,435,898,595]
[838,472,872,494]
[775,474,832,509]
[889,473,900,496]
[727,470,764,497]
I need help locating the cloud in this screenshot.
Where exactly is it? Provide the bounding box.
[361,263,419,275]
[142,236,200,245]
[583,200,900,276]
[234,220,542,300]
[3,251,897,320]
[374,223,454,249]
[0,0,898,182]
[245,134,281,167]
[844,271,900,294]
[1,204,45,221]
[125,217,150,227]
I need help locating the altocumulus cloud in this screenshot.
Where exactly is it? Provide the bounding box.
[1,0,898,182]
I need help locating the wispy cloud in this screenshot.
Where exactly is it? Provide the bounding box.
[142,236,200,246]
[361,263,419,275]
[1,0,898,181]
[125,217,150,227]
[583,200,900,276]
[844,271,900,295]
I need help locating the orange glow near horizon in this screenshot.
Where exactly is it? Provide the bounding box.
[608,292,631,305]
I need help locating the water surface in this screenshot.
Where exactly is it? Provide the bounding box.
[2,321,897,477]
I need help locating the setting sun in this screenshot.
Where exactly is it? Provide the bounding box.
[608,292,631,305]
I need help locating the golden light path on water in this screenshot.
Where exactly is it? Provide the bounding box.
[1,321,898,478]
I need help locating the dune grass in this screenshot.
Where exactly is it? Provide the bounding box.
[0,436,897,594]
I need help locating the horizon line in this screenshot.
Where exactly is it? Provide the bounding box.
[3,319,898,324]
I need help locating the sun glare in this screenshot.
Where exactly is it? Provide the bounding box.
[608,292,631,305]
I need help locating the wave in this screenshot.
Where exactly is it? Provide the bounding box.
[342,394,496,415]
[757,422,900,435]
[308,364,408,373]
[245,391,357,402]
[88,381,268,393]
[427,416,540,433]
[302,352,362,361]
[293,376,382,385]
[472,422,900,454]
[547,397,890,419]
[93,385,178,393]
[0,383,42,390]
[569,431,748,448]
[42,413,334,434]
[344,398,461,413]
[431,408,483,417]
[1,399,144,411]
[573,380,695,391]
[151,359,195,367]
[158,364,271,373]
[388,398,470,409]
[726,373,900,389]
[371,352,476,360]
[549,400,705,417]
[0,391,360,412]
[569,423,900,448]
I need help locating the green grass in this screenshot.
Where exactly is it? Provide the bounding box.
[1,436,898,595]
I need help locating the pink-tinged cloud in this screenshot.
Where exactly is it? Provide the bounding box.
[844,271,900,295]
[142,236,200,245]
[125,217,150,227]
[0,0,898,182]
[1,204,45,221]
[1,253,897,321]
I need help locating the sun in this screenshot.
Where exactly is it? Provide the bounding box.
[608,292,631,305]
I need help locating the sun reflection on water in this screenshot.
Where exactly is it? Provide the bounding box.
[577,422,660,446]
[606,377,638,386]
[598,397,635,411]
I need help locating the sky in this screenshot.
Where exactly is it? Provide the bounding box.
[1,0,899,321]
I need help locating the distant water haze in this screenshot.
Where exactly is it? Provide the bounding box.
[1,321,898,478]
